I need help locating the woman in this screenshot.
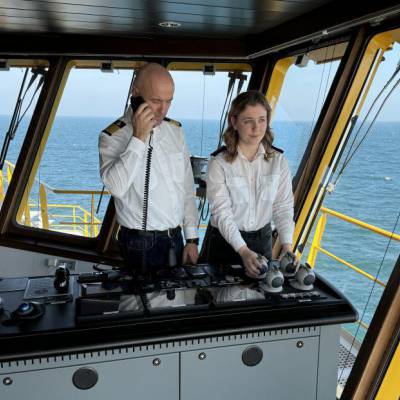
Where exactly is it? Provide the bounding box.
[206,90,297,279]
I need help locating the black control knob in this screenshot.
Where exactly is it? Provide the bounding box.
[54,266,70,293]
[271,276,284,288]
[72,367,98,390]
[166,289,176,300]
[296,264,315,286]
[242,346,263,367]
[304,273,315,286]
[280,252,296,275]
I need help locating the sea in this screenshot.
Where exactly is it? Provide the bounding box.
[0,115,399,341]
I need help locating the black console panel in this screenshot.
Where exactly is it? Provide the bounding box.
[0,264,357,359]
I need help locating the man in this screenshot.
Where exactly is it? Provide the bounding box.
[99,63,199,276]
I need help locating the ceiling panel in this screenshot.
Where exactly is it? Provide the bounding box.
[0,0,334,38]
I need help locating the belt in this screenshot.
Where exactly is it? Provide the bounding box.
[240,223,271,237]
[211,223,271,237]
[120,226,181,237]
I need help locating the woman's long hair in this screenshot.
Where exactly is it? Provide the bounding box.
[223,91,274,162]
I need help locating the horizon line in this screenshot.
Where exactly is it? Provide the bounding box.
[1,114,400,123]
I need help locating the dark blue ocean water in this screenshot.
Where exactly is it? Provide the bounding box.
[0,115,399,340]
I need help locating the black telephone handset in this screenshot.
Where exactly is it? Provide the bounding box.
[129,95,152,237]
[131,95,177,272]
[133,94,153,274]
[130,95,145,113]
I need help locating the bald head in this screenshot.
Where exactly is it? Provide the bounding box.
[134,63,174,92]
[132,63,174,125]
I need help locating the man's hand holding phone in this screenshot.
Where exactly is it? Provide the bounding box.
[131,96,155,142]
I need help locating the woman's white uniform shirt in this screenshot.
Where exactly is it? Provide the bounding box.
[206,144,294,252]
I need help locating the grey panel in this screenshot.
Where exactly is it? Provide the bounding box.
[317,324,340,400]
[1,326,320,374]
[0,353,179,400]
[0,325,341,400]
[181,336,319,400]
[0,245,100,277]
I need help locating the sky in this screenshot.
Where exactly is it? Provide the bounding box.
[1,43,399,122]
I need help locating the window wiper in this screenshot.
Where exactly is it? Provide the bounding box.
[0,67,46,170]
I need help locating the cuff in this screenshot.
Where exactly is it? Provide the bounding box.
[184,226,198,240]
[231,235,247,253]
[186,238,199,245]
[279,231,293,245]
[126,135,146,156]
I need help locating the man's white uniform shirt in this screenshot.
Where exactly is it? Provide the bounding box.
[206,144,294,252]
[99,107,198,240]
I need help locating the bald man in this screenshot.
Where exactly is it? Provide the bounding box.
[99,63,199,276]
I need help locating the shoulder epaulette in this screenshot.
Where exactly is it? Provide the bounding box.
[164,117,182,127]
[102,119,126,136]
[271,145,284,154]
[211,146,227,157]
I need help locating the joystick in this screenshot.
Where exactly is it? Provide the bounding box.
[54,265,70,293]
[261,260,284,293]
[256,254,268,279]
[280,252,297,276]
[289,263,315,291]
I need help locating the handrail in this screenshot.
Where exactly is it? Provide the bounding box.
[307,206,400,330]
[53,189,110,195]
[312,245,386,287]
[308,207,400,274]
[321,207,400,241]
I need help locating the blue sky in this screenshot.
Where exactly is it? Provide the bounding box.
[1,43,399,121]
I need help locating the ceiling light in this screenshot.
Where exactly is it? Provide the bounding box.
[158,21,181,28]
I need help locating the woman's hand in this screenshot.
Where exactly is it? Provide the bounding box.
[238,245,262,278]
[278,243,300,267]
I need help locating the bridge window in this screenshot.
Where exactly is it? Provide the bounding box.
[15,61,141,238]
[267,42,348,175]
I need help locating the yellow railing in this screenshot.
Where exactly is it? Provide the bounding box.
[0,161,17,201]
[39,187,106,237]
[2,159,203,238]
[307,206,400,329]
[1,161,33,225]
[1,161,106,237]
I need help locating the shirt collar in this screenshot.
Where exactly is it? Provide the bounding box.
[125,106,133,120]
[257,143,266,157]
[237,143,265,160]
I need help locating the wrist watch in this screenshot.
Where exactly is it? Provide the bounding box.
[186,238,199,245]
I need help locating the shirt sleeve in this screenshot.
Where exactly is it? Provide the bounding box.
[272,156,295,245]
[182,135,199,240]
[206,157,246,252]
[98,125,146,199]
